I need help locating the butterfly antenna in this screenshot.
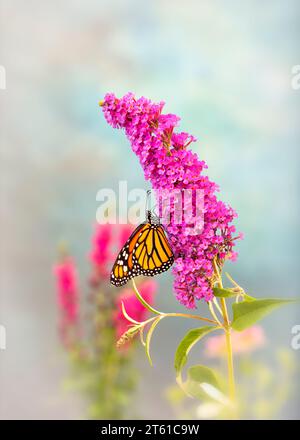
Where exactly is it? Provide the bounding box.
[145,190,151,218]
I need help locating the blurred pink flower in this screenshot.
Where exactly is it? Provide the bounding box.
[118,223,134,250]
[89,223,113,279]
[114,280,157,340]
[205,326,266,357]
[89,223,134,285]
[53,257,79,324]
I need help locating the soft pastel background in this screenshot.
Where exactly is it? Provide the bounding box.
[1,0,299,419]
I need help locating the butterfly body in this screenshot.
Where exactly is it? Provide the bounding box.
[110,212,174,287]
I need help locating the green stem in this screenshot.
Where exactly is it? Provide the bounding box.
[132,279,161,315]
[219,297,235,403]
[213,259,236,404]
[161,312,217,325]
[208,301,223,327]
[132,279,218,325]
[224,323,235,402]
[141,312,218,329]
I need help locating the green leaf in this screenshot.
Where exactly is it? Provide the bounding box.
[213,287,257,301]
[232,298,295,331]
[145,316,164,366]
[185,365,223,401]
[188,365,220,389]
[243,293,256,302]
[174,326,217,377]
[213,287,236,298]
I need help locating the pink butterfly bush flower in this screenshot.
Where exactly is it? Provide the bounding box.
[53,257,79,324]
[101,93,240,308]
[205,326,266,358]
[114,280,157,341]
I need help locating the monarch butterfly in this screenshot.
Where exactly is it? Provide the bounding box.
[110,210,174,287]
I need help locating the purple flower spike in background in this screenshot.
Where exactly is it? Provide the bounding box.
[101,93,241,308]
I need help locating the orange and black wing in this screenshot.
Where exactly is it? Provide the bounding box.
[110,223,150,287]
[133,224,174,276]
[110,223,174,287]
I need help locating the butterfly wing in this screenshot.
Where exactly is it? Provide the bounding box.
[134,224,174,276]
[110,223,150,286]
[110,223,174,287]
